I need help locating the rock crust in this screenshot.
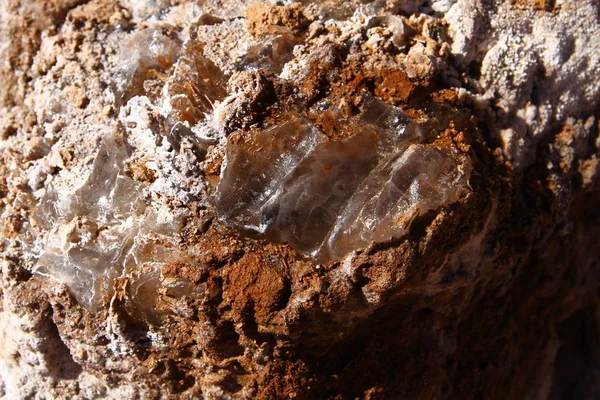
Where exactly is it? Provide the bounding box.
[0,0,598,399]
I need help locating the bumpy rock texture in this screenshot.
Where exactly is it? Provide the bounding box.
[0,0,599,399]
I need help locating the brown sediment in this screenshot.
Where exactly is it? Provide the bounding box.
[246,2,310,37]
[373,68,415,105]
[508,0,556,11]
[431,88,460,105]
[125,161,158,183]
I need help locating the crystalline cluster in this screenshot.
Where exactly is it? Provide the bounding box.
[33,26,226,311]
[114,28,182,104]
[216,97,471,262]
[164,40,228,128]
[30,9,471,310]
[238,28,298,73]
[34,135,182,310]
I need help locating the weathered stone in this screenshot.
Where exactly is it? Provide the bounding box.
[0,0,598,399]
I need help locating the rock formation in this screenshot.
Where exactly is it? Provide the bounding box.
[0,0,598,398]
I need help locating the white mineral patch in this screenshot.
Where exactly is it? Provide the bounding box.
[447,0,600,167]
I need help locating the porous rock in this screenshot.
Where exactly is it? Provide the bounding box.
[0,0,598,399]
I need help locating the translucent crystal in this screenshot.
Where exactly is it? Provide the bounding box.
[33,135,182,311]
[164,40,227,128]
[216,97,471,262]
[216,117,324,232]
[114,28,182,105]
[123,231,192,324]
[237,30,298,73]
[323,145,468,260]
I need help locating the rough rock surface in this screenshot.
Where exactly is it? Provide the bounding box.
[0,0,598,399]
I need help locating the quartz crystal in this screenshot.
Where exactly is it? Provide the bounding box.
[114,28,182,105]
[216,97,471,262]
[238,28,298,73]
[33,29,227,311]
[164,40,228,128]
[34,135,182,311]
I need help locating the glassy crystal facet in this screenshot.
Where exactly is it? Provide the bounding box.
[34,136,181,310]
[216,97,471,262]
